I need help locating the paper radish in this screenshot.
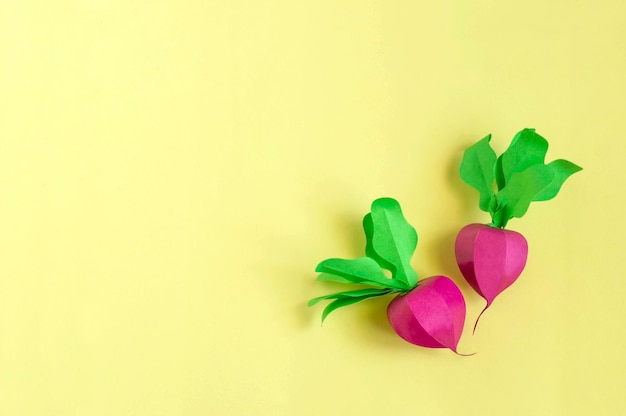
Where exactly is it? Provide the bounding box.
[309,198,468,354]
[387,275,466,350]
[457,128,582,330]
[455,224,528,330]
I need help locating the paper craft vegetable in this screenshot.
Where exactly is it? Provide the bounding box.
[309,198,468,354]
[456,128,582,330]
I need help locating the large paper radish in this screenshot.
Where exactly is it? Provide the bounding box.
[309,198,468,354]
[457,128,582,330]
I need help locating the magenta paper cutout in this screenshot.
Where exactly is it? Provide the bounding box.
[455,224,528,330]
[387,275,468,354]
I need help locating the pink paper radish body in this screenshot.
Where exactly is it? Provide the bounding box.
[310,198,468,354]
[457,129,581,329]
[387,275,465,352]
[455,224,528,329]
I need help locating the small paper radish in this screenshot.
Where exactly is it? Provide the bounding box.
[457,128,582,330]
[309,198,468,354]
[387,275,466,351]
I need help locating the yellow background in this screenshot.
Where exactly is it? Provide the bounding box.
[1,1,625,415]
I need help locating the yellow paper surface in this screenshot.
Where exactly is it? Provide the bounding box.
[1,1,625,415]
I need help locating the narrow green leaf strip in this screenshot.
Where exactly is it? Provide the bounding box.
[319,289,394,322]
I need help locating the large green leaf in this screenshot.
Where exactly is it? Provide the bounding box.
[495,164,555,227]
[459,134,497,212]
[367,198,419,287]
[315,257,409,290]
[532,159,582,201]
[497,128,548,189]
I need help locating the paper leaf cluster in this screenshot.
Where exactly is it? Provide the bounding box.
[308,198,419,322]
[460,128,582,228]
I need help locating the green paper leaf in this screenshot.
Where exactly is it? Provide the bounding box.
[495,164,555,226]
[497,128,548,190]
[322,298,365,322]
[321,298,363,322]
[315,257,409,290]
[309,288,394,322]
[367,198,419,287]
[532,159,583,201]
[363,213,393,272]
[308,287,395,306]
[494,156,506,192]
[459,134,497,212]
[315,273,354,285]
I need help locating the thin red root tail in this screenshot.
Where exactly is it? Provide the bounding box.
[453,350,477,357]
[472,304,490,334]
